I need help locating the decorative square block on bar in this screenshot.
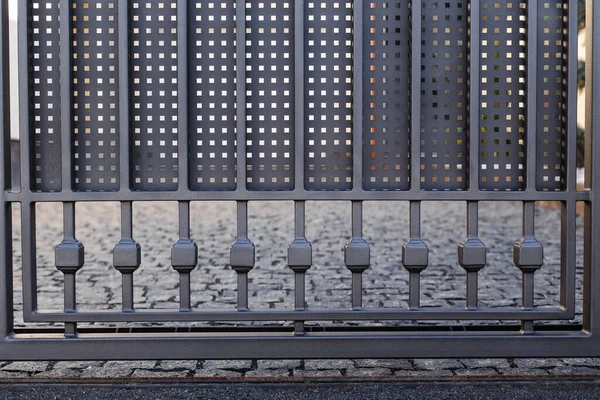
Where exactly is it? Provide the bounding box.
[113,238,142,273]
[55,239,84,273]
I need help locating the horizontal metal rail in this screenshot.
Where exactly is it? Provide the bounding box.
[0,333,597,360]
[3,190,591,203]
[26,307,574,323]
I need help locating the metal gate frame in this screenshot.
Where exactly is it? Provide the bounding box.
[0,0,598,359]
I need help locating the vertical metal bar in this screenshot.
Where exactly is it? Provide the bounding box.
[237,272,248,311]
[526,0,538,191]
[237,200,248,311]
[294,0,304,192]
[465,201,481,310]
[21,202,37,317]
[235,0,247,191]
[560,200,576,312]
[178,201,190,244]
[559,0,578,316]
[62,202,77,337]
[118,0,130,191]
[178,202,191,308]
[520,201,537,334]
[0,0,13,336]
[583,0,600,335]
[410,0,422,191]
[63,273,76,337]
[566,0,578,192]
[0,201,12,336]
[521,271,535,333]
[469,0,480,190]
[350,201,364,309]
[352,0,364,191]
[407,201,422,309]
[59,0,72,192]
[177,0,189,192]
[120,201,134,311]
[121,201,133,239]
[121,272,134,312]
[344,201,370,310]
[293,272,305,335]
[18,0,30,192]
[291,200,309,335]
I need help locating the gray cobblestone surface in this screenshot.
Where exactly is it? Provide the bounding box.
[5,201,593,379]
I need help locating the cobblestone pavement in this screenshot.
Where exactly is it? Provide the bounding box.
[5,200,592,379]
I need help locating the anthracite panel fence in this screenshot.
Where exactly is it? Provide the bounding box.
[0,0,597,359]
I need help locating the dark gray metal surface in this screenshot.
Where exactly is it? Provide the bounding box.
[131,0,179,191]
[0,0,596,360]
[71,0,120,191]
[362,0,411,191]
[246,1,295,190]
[420,0,469,191]
[30,0,61,192]
[188,0,237,191]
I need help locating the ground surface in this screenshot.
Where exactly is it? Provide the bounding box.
[3,200,594,380]
[1,381,600,400]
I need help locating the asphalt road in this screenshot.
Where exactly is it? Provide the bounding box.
[1,381,599,400]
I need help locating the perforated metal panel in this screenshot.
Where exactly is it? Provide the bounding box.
[536,0,568,191]
[304,0,354,191]
[72,0,120,191]
[246,1,295,191]
[188,0,237,191]
[420,0,468,191]
[131,1,179,191]
[30,0,62,192]
[362,1,411,191]
[479,0,526,191]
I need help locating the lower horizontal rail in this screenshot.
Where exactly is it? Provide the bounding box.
[4,188,590,203]
[0,331,595,360]
[28,307,573,323]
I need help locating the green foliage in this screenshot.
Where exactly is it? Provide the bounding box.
[577,125,585,168]
[577,1,585,168]
[578,60,585,90]
[580,0,586,31]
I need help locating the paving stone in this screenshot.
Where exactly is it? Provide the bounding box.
[513,358,566,369]
[33,369,82,378]
[414,359,463,371]
[157,360,198,371]
[257,360,301,370]
[0,371,29,379]
[393,369,456,378]
[53,361,104,370]
[80,367,133,378]
[103,361,157,369]
[345,368,393,377]
[245,369,291,378]
[303,359,354,370]
[131,369,189,378]
[202,360,252,370]
[497,368,550,377]
[454,368,499,377]
[461,359,511,369]
[562,358,600,367]
[1,362,49,373]
[193,369,243,378]
[549,367,600,376]
[293,369,343,378]
[354,359,413,370]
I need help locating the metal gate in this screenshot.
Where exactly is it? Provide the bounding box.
[0,0,598,360]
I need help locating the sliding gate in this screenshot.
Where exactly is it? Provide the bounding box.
[0,0,599,359]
